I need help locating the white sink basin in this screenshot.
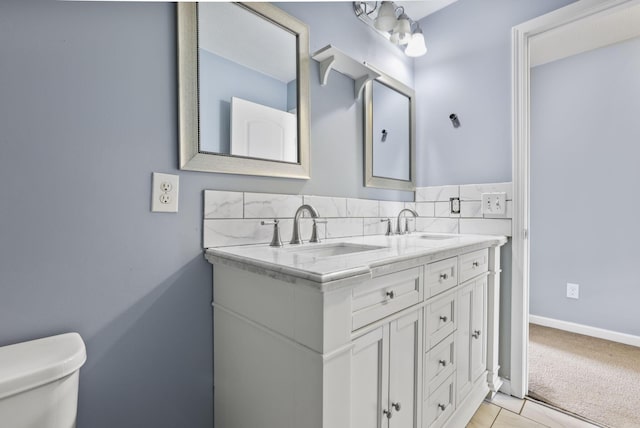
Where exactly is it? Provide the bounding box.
[282,242,387,258]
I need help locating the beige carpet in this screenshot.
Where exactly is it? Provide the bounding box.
[528,324,640,428]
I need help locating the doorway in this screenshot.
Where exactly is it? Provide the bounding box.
[510,0,640,420]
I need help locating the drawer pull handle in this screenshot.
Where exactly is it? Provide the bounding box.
[439,359,447,367]
[383,409,393,419]
[386,290,395,299]
[438,403,447,411]
[439,273,448,280]
[472,261,479,268]
[472,330,481,339]
[392,402,401,411]
[439,315,448,322]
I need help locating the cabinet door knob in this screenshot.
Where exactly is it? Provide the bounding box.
[472,330,481,339]
[439,315,448,322]
[383,409,393,419]
[439,273,448,280]
[392,402,401,411]
[386,290,395,299]
[439,359,447,367]
[438,403,447,411]
[472,261,479,267]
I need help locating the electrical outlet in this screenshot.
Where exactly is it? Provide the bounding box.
[152,172,179,213]
[450,197,460,214]
[566,283,580,299]
[481,192,506,216]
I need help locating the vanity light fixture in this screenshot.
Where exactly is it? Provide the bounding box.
[353,1,428,57]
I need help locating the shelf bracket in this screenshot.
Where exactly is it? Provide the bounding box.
[318,55,336,87]
[354,75,373,99]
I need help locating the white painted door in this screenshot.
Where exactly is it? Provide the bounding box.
[388,310,421,428]
[351,325,390,428]
[230,96,297,162]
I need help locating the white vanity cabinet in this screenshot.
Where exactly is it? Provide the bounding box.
[206,237,504,428]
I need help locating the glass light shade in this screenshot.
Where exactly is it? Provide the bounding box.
[394,14,411,45]
[405,30,427,57]
[374,2,397,32]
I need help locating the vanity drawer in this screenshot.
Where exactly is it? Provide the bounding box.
[424,290,457,350]
[424,373,456,428]
[424,332,455,396]
[458,249,489,284]
[352,267,422,331]
[425,257,458,298]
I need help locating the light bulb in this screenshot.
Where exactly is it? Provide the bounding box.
[394,13,411,45]
[374,1,397,32]
[405,28,427,57]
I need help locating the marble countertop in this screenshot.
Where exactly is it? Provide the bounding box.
[205,233,507,289]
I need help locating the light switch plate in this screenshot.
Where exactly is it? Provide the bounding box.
[481,192,506,216]
[151,172,179,213]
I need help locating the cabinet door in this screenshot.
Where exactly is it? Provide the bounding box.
[456,281,473,404]
[456,278,488,405]
[389,310,421,428]
[470,278,487,382]
[351,325,390,428]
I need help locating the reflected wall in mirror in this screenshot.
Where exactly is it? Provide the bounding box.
[177,3,310,178]
[364,69,416,191]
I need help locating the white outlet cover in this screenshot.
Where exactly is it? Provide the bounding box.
[152,172,179,213]
[567,282,580,299]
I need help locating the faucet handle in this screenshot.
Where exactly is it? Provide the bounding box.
[404,217,415,234]
[261,219,283,247]
[309,219,327,243]
[380,218,393,236]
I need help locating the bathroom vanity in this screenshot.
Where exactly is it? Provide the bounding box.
[205,233,506,428]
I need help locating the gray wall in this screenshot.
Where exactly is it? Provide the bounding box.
[413,0,574,380]
[0,1,413,427]
[530,36,640,336]
[413,0,575,187]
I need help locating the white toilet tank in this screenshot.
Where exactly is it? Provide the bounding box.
[0,332,86,428]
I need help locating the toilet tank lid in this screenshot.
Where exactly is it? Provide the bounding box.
[0,332,86,400]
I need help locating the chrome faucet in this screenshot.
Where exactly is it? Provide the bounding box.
[290,204,320,244]
[396,208,418,235]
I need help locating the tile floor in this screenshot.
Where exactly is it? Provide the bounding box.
[467,393,602,428]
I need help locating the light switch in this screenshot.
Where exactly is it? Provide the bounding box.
[481,192,506,216]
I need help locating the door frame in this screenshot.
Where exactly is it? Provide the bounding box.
[510,0,640,398]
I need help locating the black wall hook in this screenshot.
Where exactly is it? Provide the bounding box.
[449,113,460,128]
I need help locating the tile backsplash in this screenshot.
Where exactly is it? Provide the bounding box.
[418,182,513,237]
[203,182,512,248]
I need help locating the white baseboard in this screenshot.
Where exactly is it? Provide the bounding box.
[529,315,640,348]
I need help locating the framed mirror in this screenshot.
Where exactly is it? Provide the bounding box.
[177,3,310,179]
[363,68,416,191]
